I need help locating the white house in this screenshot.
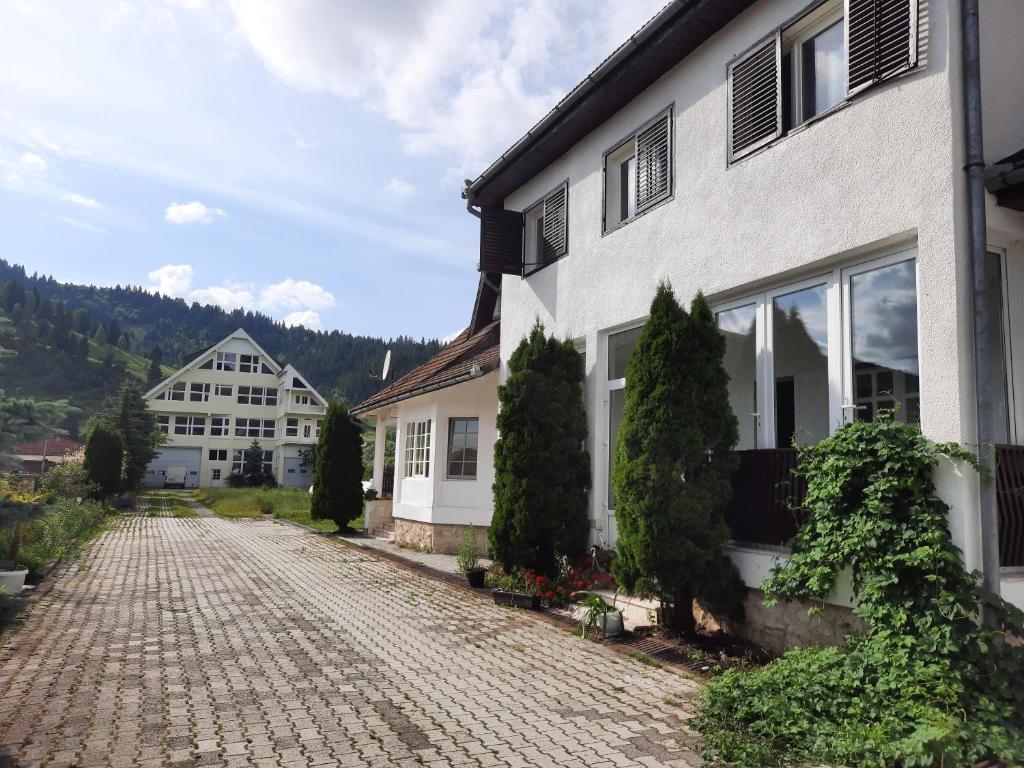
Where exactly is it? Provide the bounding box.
[143,329,327,489]
[460,0,1024,646]
[352,285,499,555]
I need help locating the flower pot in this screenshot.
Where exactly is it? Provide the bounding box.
[0,570,28,594]
[491,589,540,610]
[466,568,486,588]
[597,611,624,638]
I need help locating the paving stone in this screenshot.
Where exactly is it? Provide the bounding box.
[0,513,702,767]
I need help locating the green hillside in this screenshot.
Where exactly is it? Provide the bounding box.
[0,259,443,437]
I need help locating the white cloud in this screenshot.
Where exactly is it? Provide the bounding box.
[18,151,46,171]
[441,327,466,344]
[282,310,322,331]
[190,283,254,311]
[164,199,226,224]
[227,0,666,175]
[148,263,194,296]
[59,216,106,233]
[64,191,102,208]
[382,178,415,198]
[259,278,335,311]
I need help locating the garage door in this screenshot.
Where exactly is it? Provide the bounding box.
[143,447,203,488]
[281,456,313,488]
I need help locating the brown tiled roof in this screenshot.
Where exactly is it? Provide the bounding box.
[352,321,499,415]
[14,436,83,457]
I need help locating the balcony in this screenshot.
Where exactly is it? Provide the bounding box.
[724,446,1024,568]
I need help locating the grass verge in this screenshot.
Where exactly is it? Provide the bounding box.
[192,488,363,532]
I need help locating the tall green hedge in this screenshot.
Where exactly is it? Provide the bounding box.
[490,322,589,575]
[613,284,744,634]
[311,400,364,527]
[84,422,125,499]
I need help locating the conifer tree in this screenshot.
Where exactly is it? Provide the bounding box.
[84,422,124,499]
[613,284,744,635]
[311,400,364,528]
[490,322,590,575]
[108,384,158,491]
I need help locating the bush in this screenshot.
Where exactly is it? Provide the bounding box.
[522,546,615,606]
[14,498,110,573]
[226,472,247,488]
[696,414,1024,766]
[311,400,364,527]
[38,448,97,500]
[490,322,590,575]
[254,491,277,515]
[455,529,481,575]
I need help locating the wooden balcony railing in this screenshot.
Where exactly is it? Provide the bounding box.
[724,449,806,547]
[995,444,1024,568]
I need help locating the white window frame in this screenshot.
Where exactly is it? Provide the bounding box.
[303,424,312,438]
[239,353,260,373]
[210,416,231,437]
[168,382,186,401]
[714,295,768,448]
[173,415,206,436]
[286,418,298,437]
[215,384,233,397]
[445,417,479,480]
[208,449,227,461]
[189,382,211,402]
[212,468,221,481]
[215,351,236,372]
[782,0,845,129]
[711,244,918,449]
[156,415,169,434]
[403,419,432,478]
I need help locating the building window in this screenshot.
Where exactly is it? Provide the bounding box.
[234,418,275,438]
[232,449,273,476]
[156,415,169,434]
[189,382,210,402]
[173,416,206,436]
[606,326,643,512]
[315,420,322,438]
[728,0,917,161]
[603,108,671,232]
[237,386,277,406]
[446,418,479,479]
[212,468,221,481]
[215,384,233,397]
[198,358,213,370]
[286,418,298,437]
[168,382,186,401]
[403,419,432,478]
[239,353,260,373]
[208,449,227,461]
[712,248,920,450]
[303,424,312,438]
[522,183,568,276]
[295,394,310,405]
[215,351,236,371]
[210,416,231,436]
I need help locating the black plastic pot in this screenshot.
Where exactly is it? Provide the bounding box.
[466,568,486,588]
[491,589,540,609]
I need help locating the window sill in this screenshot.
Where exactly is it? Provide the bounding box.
[601,193,674,238]
[444,476,478,482]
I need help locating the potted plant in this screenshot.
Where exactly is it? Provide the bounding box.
[456,528,486,588]
[574,591,624,638]
[490,570,540,609]
[0,482,47,594]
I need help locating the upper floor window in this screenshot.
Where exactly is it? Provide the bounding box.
[286,418,298,437]
[215,384,233,397]
[522,183,568,276]
[174,416,205,436]
[235,418,275,439]
[210,416,231,437]
[168,382,186,401]
[728,0,917,162]
[215,351,236,371]
[295,394,310,405]
[604,108,672,232]
[237,386,278,407]
[189,383,210,402]
[404,419,432,478]
[239,353,260,373]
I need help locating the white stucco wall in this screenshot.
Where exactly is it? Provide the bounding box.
[387,372,499,527]
[489,0,1024,605]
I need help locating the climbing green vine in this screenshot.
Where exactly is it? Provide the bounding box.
[696,413,1024,766]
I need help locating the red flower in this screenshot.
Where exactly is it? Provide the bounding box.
[545,591,555,600]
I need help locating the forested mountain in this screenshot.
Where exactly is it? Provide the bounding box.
[0,260,443,436]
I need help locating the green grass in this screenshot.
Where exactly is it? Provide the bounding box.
[192,488,363,532]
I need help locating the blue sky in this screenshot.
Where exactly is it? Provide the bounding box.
[0,0,663,340]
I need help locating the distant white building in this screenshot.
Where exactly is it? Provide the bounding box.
[143,328,327,488]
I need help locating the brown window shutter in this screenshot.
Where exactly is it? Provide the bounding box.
[635,111,671,211]
[478,207,523,275]
[847,0,917,95]
[728,32,781,161]
[541,183,568,261]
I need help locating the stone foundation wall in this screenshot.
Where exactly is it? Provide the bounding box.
[696,589,862,656]
[364,500,393,532]
[393,518,489,555]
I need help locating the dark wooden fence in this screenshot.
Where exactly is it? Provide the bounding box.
[381,465,395,500]
[724,449,806,547]
[996,444,1024,567]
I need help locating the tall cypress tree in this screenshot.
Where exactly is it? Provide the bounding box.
[109,383,158,491]
[613,284,745,635]
[490,322,590,575]
[84,423,125,499]
[311,400,364,528]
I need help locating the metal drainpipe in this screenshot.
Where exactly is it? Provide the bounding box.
[961,0,1001,619]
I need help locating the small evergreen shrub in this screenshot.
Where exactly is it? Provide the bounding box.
[697,413,1024,766]
[84,422,125,499]
[455,529,481,575]
[311,399,364,527]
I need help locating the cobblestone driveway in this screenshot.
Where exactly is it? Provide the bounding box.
[0,516,703,768]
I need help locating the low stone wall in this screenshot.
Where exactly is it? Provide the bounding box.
[696,589,862,656]
[364,500,394,532]
[393,518,489,555]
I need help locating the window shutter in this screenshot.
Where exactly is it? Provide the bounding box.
[728,33,781,161]
[541,183,568,261]
[847,0,917,95]
[478,207,523,275]
[635,111,671,211]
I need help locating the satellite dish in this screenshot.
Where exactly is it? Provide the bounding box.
[381,349,392,381]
